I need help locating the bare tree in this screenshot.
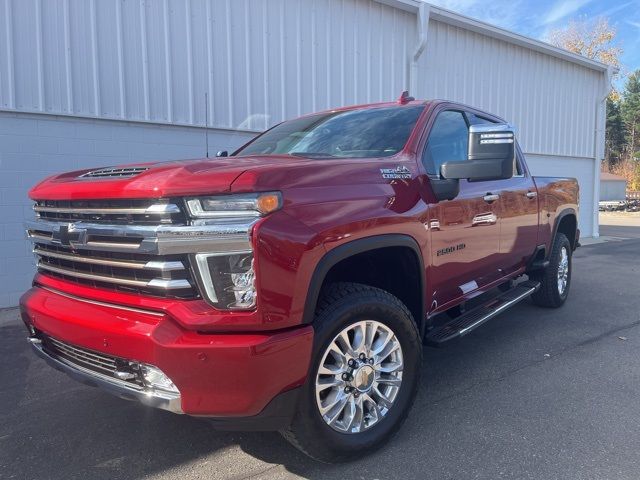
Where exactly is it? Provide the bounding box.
[547,17,622,100]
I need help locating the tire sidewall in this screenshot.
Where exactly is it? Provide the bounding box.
[292,287,421,459]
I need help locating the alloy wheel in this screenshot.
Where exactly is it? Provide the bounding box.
[315,320,403,434]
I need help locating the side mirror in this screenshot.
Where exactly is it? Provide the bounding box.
[441,123,515,182]
[216,150,229,157]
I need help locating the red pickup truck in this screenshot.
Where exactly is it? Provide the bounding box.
[20,96,579,462]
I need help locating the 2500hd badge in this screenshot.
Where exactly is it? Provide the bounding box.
[436,243,466,256]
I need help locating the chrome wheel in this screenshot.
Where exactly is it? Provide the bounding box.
[315,320,403,434]
[557,246,569,295]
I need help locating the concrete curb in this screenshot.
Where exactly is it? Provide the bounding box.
[0,307,20,327]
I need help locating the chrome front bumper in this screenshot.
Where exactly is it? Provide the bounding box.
[29,338,183,414]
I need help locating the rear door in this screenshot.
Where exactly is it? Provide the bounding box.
[421,109,504,310]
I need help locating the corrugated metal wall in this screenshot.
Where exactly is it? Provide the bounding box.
[0,0,415,131]
[0,0,604,160]
[0,0,608,308]
[417,20,603,159]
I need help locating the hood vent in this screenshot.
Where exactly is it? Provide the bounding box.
[80,166,149,179]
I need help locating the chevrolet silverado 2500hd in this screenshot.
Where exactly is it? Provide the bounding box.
[20,96,579,462]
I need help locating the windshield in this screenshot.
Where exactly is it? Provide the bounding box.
[234,105,425,159]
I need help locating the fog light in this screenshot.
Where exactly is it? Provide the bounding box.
[194,251,256,310]
[139,364,179,394]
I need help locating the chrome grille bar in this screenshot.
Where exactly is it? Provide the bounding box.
[34,203,180,215]
[34,247,184,271]
[49,338,117,373]
[36,262,192,290]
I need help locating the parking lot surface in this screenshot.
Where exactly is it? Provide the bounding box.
[2,220,640,479]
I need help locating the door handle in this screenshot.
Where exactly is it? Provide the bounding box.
[526,191,537,199]
[472,212,498,226]
[483,194,500,203]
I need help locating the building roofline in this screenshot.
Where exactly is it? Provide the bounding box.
[374,0,610,72]
[600,172,627,181]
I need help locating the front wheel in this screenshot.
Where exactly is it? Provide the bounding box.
[531,232,572,308]
[282,282,422,463]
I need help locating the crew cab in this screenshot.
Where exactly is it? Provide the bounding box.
[20,95,579,462]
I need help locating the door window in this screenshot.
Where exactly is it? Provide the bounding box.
[422,111,468,175]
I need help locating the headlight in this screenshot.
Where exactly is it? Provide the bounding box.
[186,192,279,310]
[193,251,256,310]
[186,192,282,219]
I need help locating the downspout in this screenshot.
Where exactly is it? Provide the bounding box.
[409,2,430,94]
[591,65,614,238]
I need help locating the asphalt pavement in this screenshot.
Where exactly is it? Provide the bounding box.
[1,219,640,480]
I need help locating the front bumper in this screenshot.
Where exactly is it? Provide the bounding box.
[20,285,313,421]
[29,336,183,413]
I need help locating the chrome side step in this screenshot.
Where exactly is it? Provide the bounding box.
[425,281,540,346]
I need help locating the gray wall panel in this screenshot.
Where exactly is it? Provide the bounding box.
[0,111,254,308]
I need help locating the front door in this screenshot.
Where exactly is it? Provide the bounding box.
[421,110,504,310]
[465,114,539,275]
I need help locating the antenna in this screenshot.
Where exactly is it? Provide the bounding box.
[398,90,415,104]
[205,92,209,158]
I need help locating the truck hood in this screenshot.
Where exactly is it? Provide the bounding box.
[29,154,412,200]
[28,156,300,200]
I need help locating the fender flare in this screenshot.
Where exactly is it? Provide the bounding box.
[550,208,578,253]
[301,234,426,331]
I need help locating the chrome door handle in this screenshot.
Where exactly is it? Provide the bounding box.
[526,191,537,199]
[483,194,500,203]
[472,212,498,226]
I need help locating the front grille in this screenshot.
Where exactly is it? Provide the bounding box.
[34,199,187,225]
[80,166,149,178]
[41,333,143,389]
[34,243,197,299]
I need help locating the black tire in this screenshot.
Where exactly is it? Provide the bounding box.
[281,282,422,463]
[530,232,572,308]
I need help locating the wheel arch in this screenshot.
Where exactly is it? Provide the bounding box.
[551,208,578,253]
[302,234,426,335]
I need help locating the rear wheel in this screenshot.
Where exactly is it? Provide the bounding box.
[282,282,422,463]
[531,232,572,308]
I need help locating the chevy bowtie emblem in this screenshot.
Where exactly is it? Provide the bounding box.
[380,165,411,180]
[52,224,87,247]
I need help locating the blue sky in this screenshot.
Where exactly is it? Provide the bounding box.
[426,0,640,90]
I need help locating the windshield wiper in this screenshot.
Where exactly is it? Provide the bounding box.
[289,152,337,158]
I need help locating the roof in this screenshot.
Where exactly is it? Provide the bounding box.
[600,172,627,182]
[374,0,610,73]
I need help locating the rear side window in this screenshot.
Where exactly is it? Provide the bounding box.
[422,110,468,175]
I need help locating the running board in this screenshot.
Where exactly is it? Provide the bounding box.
[425,281,540,346]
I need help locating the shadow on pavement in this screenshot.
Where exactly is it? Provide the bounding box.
[3,239,640,479]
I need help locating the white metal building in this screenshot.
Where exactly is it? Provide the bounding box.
[600,172,627,201]
[0,0,611,308]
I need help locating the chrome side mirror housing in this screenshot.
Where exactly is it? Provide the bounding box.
[441,123,515,182]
